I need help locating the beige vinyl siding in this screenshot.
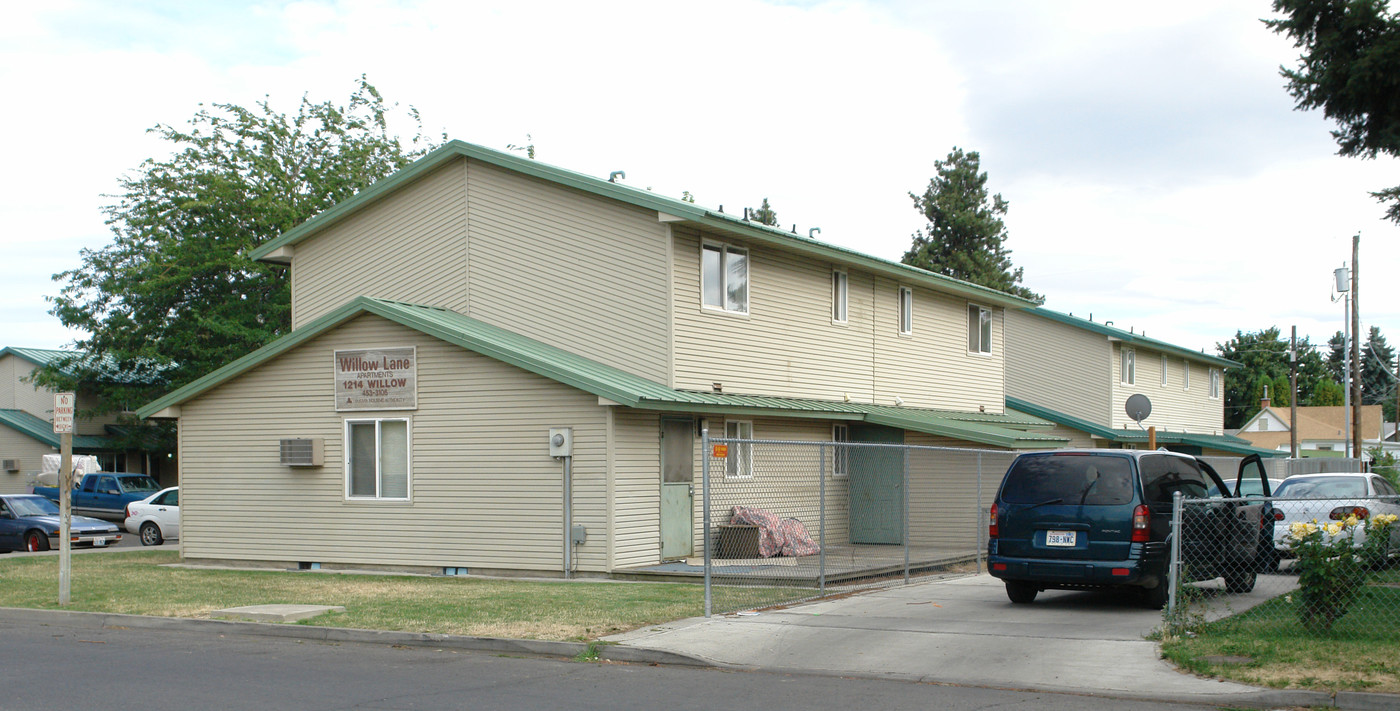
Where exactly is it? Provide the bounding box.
[1038,422,1100,448]
[0,428,56,494]
[671,226,876,402]
[611,409,661,569]
[872,277,1005,412]
[698,417,849,551]
[1111,343,1224,434]
[906,433,1013,555]
[177,314,611,573]
[2,356,52,421]
[291,159,469,329]
[1004,309,1110,423]
[466,160,670,383]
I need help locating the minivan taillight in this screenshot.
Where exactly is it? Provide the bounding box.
[1131,504,1150,543]
[988,503,998,539]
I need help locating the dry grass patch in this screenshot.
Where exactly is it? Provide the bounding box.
[0,551,800,641]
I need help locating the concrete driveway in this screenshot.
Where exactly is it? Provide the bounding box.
[606,573,1301,705]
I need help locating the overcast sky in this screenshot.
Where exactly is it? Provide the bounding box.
[3,0,1397,361]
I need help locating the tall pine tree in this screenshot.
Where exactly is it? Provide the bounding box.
[903,148,1039,301]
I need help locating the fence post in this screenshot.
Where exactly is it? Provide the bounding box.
[819,443,827,596]
[702,427,712,618]
[1168,491,1182,615]
[903,446,910,585]
[976,452,984,574]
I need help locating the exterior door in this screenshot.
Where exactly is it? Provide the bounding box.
[660,418,694,559]
[848,423,905,544]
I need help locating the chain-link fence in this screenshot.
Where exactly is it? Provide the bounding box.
[1168,488,1400,639]
[697,432,1014,616]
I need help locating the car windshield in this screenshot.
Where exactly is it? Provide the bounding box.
[1274,476,1367,499]
[1000,454,1134,505]
[7,496,59,517]
[119,476,161,493]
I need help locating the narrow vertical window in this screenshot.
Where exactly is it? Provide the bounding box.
[1210,369,1221,398]
[725,420,754,478]
[898,287,913,335]
[1160,354,1168,386]
[1183,361,1190,391]
[967,304,991,353]
[1121,348,1135,385]
[833,423,849,477]
[832,271,848,323]
[701,242,749,313]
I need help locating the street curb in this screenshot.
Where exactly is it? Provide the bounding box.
[0,607,710,668]
[3,607,1397,709]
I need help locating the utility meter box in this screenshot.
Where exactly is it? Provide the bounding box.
[549,427,573,457]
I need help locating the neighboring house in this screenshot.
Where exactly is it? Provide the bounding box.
[139,139,1069,576]
[1003,308,1276,458]
[0,347,173,493]
[1235,400,1384,458]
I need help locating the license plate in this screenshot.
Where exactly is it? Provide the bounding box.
[93,538,107,546]
[1046,531,1076,547]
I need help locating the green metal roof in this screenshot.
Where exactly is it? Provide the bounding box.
[138,297,1064,449]
[247,140,1037,310]
[0,347,169,386]
[1004,396,1282,457]
[1023,308,1237,368]
[0,409,113,451]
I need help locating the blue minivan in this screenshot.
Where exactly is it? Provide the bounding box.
[987,450,1268,607]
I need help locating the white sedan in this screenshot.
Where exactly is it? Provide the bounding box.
[124,487,179,546]
[1271,473,1400,560]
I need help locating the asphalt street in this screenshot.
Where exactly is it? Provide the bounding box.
[0,616,1223,711]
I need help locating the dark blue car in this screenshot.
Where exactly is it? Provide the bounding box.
[0,495,123,553]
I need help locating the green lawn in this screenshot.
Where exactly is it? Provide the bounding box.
[0,551,801,641]
[1162,583,1400,693]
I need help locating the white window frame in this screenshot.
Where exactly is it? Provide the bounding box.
[1183,361,1190,391]
[701,241,749,314]
[725,420,754,478]
[1121,348,1136,385]
[967,303,992,354]
[1160,354,1168,386]
[832,423,850,477]
[898,286,913,335]
[344,417,412,501]
[832,270,848,324]
[1209,368,1221,399]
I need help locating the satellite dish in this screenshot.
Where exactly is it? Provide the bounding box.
[1125,394,1152,423]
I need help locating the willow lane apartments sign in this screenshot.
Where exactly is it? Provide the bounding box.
[334,347,417,411]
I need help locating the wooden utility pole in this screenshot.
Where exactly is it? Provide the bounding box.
[1291,326,1299,459]
[1351,234,1363,462]
[53,392,75,606]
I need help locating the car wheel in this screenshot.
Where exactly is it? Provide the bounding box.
[1005,580,1038,604]
[1224,568,1257,593]
[139,522,163,546]
[1141,581,1170,609]
[24,530,50,552]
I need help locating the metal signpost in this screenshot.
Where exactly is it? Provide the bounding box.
[53,393,75,605]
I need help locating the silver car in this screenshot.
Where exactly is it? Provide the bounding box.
[1270,473,1400,561]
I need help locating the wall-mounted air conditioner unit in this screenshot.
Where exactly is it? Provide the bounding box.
[1,459,18,473]
[279,438,323,467]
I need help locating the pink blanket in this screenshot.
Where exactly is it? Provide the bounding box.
[729,505,821,557]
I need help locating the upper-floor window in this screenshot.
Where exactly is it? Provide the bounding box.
[832,423,849,477]
[832,270,848,323]
[1121,348,1135,385]
[898,287,913,335]
[967,304,991,354]
[1209,368,1221,399]
[346,418,410,500]
[702,242,748,313]
[1160,355,1167,386]
[1183,361,1191,391]
[1259,418,1269,431]
[725,420,754,478]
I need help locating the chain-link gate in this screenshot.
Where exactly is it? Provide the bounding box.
[1169,488,1400,639]
[698,431,1015,616]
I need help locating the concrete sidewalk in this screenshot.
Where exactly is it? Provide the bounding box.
[604,573,1363,708]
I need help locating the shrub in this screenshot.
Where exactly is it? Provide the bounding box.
[1286,513,1398,633]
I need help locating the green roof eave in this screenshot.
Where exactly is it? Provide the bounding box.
[1005,396,1124,440]
[248,140,1037,309]
[1024,308,1237,368]
[863,406,1067,449]
[0,409,112,450]
[1005,396,1282,456]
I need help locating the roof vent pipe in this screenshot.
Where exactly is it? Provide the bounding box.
[1105,320,1114,327]
[608,170,625,183]
[809,227,821,238]
[791,224,797,233]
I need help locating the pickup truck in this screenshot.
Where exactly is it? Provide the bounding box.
[33,472,163,521]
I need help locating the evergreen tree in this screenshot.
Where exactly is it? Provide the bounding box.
[903,148,1039,301]
[748,198,778,227]
[1361,326,1398,419]
[1217,327,1334,428]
